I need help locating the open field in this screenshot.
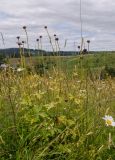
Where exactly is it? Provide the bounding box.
[0,53,115,160]
[8,52,115,72]
[1,0,115,159]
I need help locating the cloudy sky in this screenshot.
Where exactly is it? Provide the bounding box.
[0,0,115,51]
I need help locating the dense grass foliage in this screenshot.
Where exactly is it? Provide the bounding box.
[0,53,115,160]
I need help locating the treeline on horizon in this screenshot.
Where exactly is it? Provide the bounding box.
[0,48,115,58]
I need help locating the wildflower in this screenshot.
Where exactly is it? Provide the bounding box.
[16,36,20,40]
[22,41,25,44]
[17,68,25,72]
[17,42,22,46]
[0,64,8,69]
[102,115,115,126]
[87,40,90,44]
[55,38,59,41]
[44,26,47,29]
[23,26,27,30]
[78,46,80,49]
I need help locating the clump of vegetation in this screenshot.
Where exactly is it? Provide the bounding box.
[0,54,115,159]
[105,65,115,77]
[100,65,115,79]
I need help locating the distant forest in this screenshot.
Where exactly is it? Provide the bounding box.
[0,48,115,59]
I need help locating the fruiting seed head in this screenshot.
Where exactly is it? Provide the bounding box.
[22,41,25,44]
[78,46,80,49]
[44,26,47,29]
[23,26,26,29]
[87,40,90,43]
[55,38,59,41]
[40,36,42,39]
[17,42,22,46]
[17,36,20,40]
[36,39,39,42]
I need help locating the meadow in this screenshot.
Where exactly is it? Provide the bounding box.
[0,50,115,160]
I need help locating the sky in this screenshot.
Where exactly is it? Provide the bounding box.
[0,0,115,51]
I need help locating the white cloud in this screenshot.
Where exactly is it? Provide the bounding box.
[0,0,115,51]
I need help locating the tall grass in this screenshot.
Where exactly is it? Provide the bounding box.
[0,26,115,160]
[0,56,115,159]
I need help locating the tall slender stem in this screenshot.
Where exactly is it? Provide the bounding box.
[80,0,83,53]
[45,27,55,56]
[25,29,30,57]
[0,32,6,58]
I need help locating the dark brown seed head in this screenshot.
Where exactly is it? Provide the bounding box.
[17,42,22,46]
[23,26,27,30]
[83,48,87,53]
[44,26,47,29]
[40,36,42,39]
[87,40,90,43]
[78,46,80,49]
[16,36,20,40]
[54,34,56,37]
[22,41,25,44]
[55,38,59,41]
[36,39,39,42]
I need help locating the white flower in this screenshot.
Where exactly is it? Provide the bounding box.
[17,68,25,72]
[102,115,115,127]
[0,64,8,68]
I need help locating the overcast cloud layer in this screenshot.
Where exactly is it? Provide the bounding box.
[0,0,115,51]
